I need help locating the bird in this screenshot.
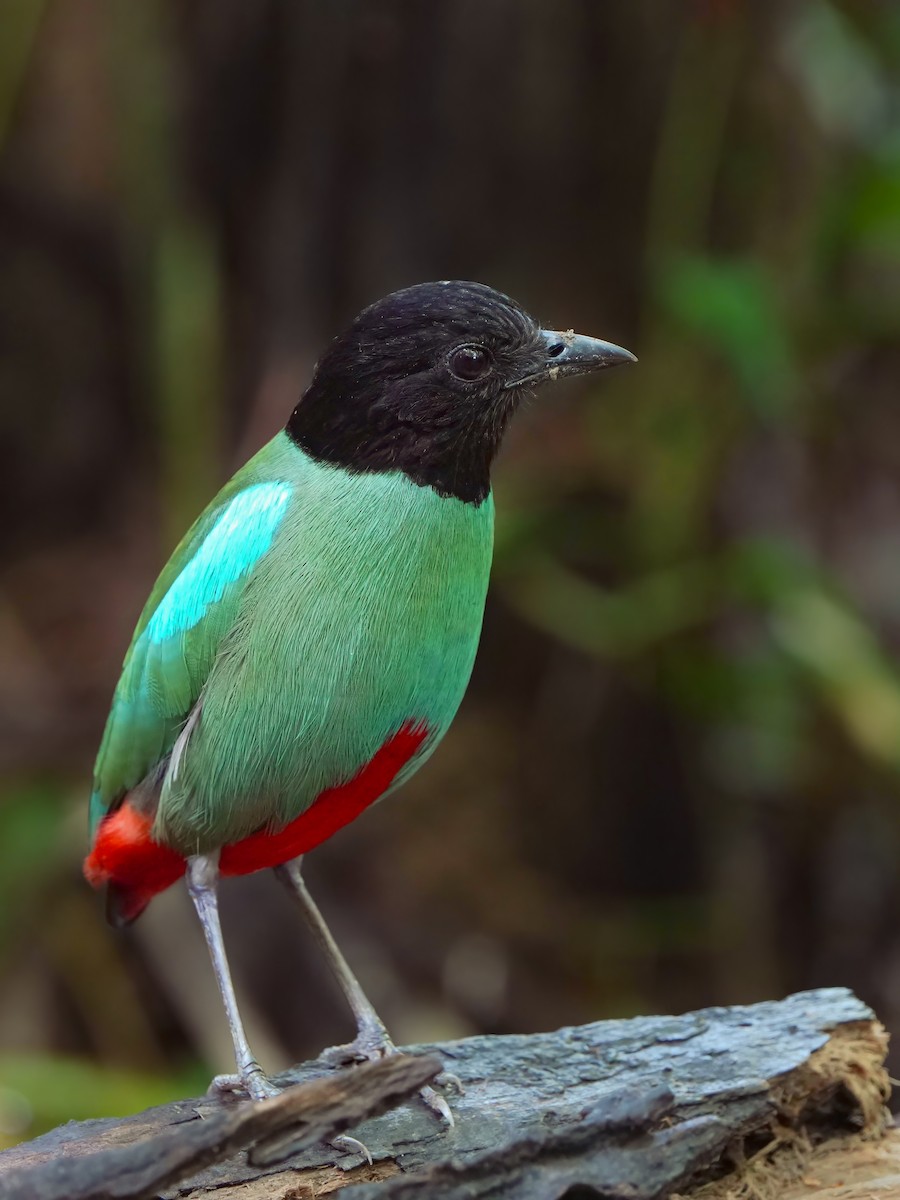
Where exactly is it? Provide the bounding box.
[84,280,635,1121]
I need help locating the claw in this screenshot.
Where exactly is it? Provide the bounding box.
[332,1133,373,1165]
[419,1083,454,1127]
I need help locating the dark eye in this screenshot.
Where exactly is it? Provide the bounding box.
[448,344,492,382]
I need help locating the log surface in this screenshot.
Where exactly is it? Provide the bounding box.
[0,988,890,1200]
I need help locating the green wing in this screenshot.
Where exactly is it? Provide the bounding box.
[90,451,293,839]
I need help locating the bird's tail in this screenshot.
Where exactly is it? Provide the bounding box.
[105,880,152,927]
[84,799,185,925]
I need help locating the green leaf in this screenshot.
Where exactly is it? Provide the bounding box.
[0,1054,206,1146]
[772,589,900,770]
[658,256,795,419]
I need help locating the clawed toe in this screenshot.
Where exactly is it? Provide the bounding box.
[332,1133,373,1165]
[434,1069,464,1096]
[418,1083,454,1126]
[319,1037,458,1126]
[209,1069,280,1102]
[319,1043,368,1068]
[209,1072,242,1095]
[318,1032,395,1068]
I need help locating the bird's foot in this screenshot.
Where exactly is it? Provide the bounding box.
[332,1133,373,1165]
[318,1014,396,1068]
[209,1064,280,1102]
[318,1022,458,1126]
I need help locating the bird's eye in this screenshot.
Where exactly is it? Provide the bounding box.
[448,344,492,382]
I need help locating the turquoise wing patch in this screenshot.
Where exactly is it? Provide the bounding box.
[91,479,293,834]
[146,482,292,642]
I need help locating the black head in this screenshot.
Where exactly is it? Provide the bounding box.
[287,281,635,505]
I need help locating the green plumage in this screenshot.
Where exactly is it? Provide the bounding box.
[91,433,494,853]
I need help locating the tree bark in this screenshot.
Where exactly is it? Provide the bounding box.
[0,988,891,1200]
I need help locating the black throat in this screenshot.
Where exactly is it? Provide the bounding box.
[286,379,512,505]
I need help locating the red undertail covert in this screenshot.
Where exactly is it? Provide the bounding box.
[84,722,428,921]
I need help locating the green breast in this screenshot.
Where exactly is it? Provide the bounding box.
[154,439,495,852]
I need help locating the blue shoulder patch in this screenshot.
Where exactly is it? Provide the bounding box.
[146,482,293,644]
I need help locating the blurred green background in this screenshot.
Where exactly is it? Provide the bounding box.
[3,0,900,1148]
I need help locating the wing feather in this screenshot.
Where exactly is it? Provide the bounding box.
[90,478,293,838]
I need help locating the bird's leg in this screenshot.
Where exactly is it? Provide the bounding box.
[275,856,456,1125]
[187,853,279,1102]
[275,857,393,1061]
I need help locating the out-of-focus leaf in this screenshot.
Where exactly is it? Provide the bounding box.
[660,637,804,731]
[704,720,807,797]
[0,0,46,151]
[0,784,65,950]
[0,1054,207,1147]
[727,536,821,606]
[499,554,717,659]
[724,540,900,773]
[109,2,224,547]
[157,220,223,544]
[781,1,890,145]
[841,160,900,254]
[658,256,795,419]
[818,157,900,333]
[772,589,900,770]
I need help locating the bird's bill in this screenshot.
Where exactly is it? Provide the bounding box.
[542,328,637,374]
[507,327,637,388]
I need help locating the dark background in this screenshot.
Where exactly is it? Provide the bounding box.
[3,0,900,1143]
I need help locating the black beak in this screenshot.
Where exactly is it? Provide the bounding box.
[507,327,637,388]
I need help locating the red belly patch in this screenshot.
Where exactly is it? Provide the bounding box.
[220,722,427,874]
[84,722,428,922]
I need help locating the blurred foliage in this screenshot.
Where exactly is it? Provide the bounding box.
[2,0,900,1146]
[0,783,63,951]
[0,1055,204,1149]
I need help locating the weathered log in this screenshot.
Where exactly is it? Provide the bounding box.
[0,988,890,1199]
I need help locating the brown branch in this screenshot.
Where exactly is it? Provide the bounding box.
[0,1054,442,1200]
[0,989,890,1200]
